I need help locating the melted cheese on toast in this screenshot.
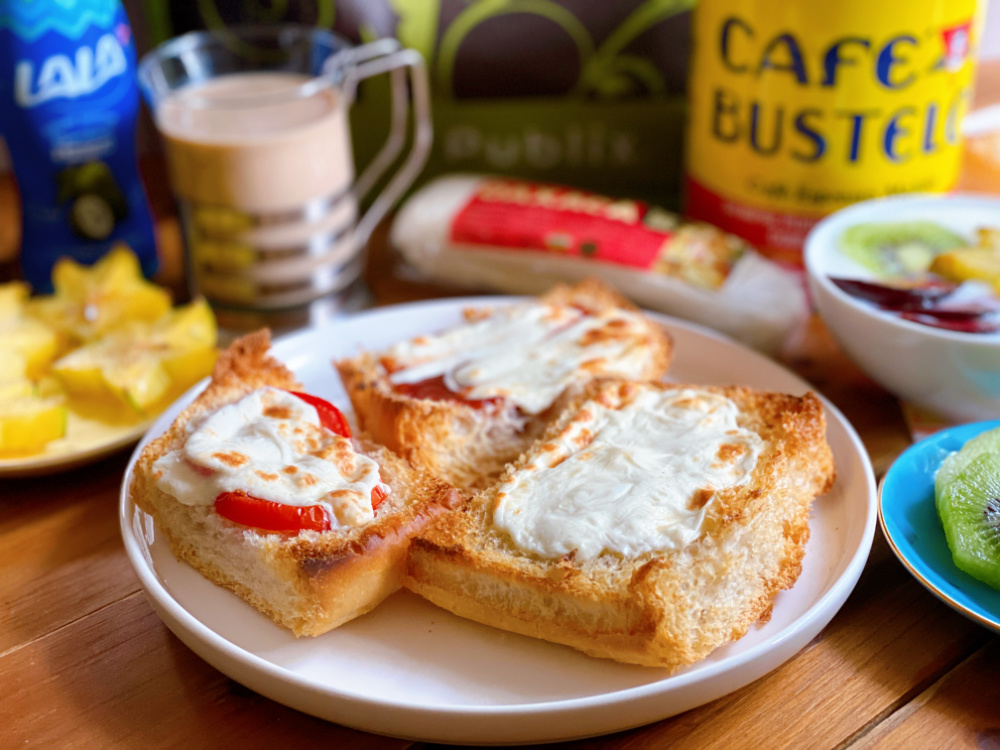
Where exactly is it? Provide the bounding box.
[491,386,763,560]
[153,387,381,527]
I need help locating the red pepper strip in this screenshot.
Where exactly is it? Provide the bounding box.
[215,490,332,533]
[215,484,389,532]
[288,390,352,438]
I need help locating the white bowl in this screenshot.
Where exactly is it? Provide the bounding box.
[804,193,1000,423]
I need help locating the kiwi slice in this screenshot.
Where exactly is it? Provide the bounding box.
[840,221,966,276]
[936,452,1000,590]
[936,427,1000,496]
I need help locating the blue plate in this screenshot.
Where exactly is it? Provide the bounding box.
[879,420,1000,632]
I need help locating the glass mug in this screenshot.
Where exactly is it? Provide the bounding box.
[138,25,431,333]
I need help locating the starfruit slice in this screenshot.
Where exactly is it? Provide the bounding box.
[0,282,60,379]
[0,352,34,401]
[27,244,171,344]
[53,329,173,415]
[52,298,218,416]
[156,297,219,387]
[0,395,68,456]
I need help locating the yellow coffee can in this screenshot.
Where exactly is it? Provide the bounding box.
[684,0,984,265]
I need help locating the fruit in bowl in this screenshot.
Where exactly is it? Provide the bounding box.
[804,194,1000,423]
[829,224,1000,334]
[839,221,967,277]
[930,228,1000,294]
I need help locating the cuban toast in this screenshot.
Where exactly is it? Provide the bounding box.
[335,279,673,489]
[402,379,835,669]
[129,330,461,637]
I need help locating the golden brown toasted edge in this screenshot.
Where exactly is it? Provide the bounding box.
[403,379,836,668]
[540,277,673,379]
[540,276,641,311]
[334,279,673,488]
[335,353,487,480]
[278,442,463,635]
[129,330,463,637]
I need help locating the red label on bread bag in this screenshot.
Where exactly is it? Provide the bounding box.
[684,177,818,268]
[450,179,675,270]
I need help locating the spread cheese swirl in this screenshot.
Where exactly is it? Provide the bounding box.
[153,387,381,528]
[385,301,656,414]
[491,387,764,561]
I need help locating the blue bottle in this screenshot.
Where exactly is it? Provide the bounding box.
[0,0,157,292]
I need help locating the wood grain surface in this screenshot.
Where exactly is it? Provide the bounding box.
[2,60,1000,750]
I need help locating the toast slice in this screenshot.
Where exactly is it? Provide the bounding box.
[402,379,836,669]
[129,330,461,637]
[335,279,673,489]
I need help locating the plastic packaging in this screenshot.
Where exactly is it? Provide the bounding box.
[392,175,808,354]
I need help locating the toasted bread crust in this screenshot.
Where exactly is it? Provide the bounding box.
[403,380,835,668]
[335,279,673,488]
[129,330,462,637]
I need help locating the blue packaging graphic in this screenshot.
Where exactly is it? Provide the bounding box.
[0,0,158,291]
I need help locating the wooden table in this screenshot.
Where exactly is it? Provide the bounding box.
[4,68,1000,748]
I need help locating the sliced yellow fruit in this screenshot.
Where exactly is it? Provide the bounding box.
[0,282,61,379]
[0,379,33,401]
[0,352,40,408]
[51,298,218,416]
[930,247,1000,294]
[34,375,66,400]
[0,282,31,317]
[0,350,29,381]
[53,331,172,416]
[2,321,60,379]
[159,297,217,350]
[27,244,171,344]
[162,346,218,386]
[0,396,67,456]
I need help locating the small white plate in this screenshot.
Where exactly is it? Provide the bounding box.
[119,298,877,745]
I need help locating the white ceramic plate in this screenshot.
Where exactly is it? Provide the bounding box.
[0,412,151,478]
[119,298,877,745]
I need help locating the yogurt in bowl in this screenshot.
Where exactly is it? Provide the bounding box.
[804,193,1000,422]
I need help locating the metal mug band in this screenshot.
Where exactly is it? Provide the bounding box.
[182,189,353,240]
[185,214,359,283]
[193,250,365,310]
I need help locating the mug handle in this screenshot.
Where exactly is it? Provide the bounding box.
[335,40,433,251]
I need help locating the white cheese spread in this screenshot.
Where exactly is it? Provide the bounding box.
[153,387,382,528]
[491,386,763,561]
[385,301,655,414]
